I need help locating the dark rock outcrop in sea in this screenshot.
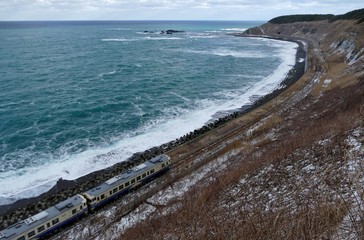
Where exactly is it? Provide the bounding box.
[143,30,185,34]
[166,29,185,34]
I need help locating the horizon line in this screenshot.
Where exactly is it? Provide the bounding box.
[0,19,267,22]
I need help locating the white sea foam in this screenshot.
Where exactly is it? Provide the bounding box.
[237,39,298,98]
[187,32,219,39]
[102,37,182,42]
[143,36,182,40]
[101,38,137,42]
[98,70,117,77]
[188,35,218,39]
[183,48,267,58]
[0,38,298,205]
[169,92,192,103]
[131,102,145,116]
[106,28,131,31]
[205,30,223,33]
[221,28,247,32]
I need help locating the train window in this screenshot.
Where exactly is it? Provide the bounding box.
[52,218,59,225]
[80,205,83,210]
[137,176,141,181]
[17,236,25,240]
[72,209,77,215]
[125,182,130,187]
[119,185,123,190]
[37,225,45,232]
[109,190,112,195]
[28,231,35,238]
[113,188,117,193]
[131,179,135,184]
[162,164,165,167]
[142,173,146,178]
[147,171,149,175]
[150,169,155,174]
[47,223,50,228]
[97,197,100,201]
[101,194,105,199]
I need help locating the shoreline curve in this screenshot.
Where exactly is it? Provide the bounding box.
[0,35,307,229]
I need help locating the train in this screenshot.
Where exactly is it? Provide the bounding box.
[0,154,171,240]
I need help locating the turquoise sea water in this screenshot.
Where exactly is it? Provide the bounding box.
[0,21,297,204]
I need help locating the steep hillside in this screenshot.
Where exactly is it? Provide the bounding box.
[245,19,364,93]
[268,14,334,24]
[56,14,364,240]
[268,8,364,24]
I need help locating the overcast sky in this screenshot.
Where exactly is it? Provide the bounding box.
[0,0,363,21]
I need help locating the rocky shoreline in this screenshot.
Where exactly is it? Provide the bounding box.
[0,35,307,229]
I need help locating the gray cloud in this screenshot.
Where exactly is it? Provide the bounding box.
[0,0,363,20]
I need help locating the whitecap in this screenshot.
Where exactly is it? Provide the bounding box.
[182,48,267,58]
[205,30,223,33]
[106,28,131,31]
[131,102,145,116]
[169,92,192,103]
[188,35,218,39]
[98,70,117,77]
[221,28,247,32]
[143,36,182,40]
[101,38,137,42]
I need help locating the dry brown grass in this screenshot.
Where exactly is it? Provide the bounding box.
[112,75,364,240]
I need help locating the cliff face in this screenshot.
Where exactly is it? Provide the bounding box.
[246,20,364,95]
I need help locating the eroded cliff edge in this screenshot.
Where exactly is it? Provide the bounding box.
[243,15,364,91]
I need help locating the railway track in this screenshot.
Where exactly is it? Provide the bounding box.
[52,37,319,239]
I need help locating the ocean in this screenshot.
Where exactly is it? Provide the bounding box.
[0,21,297,205]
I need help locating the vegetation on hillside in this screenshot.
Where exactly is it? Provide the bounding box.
[269,8,364,24]
[269,14,334,24]
[332,8,364,23]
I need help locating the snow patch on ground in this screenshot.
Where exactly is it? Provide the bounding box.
[334,128,364,239]
[112,204,156,235]
[97,150,241,239]
[218,128,364,239]
[323,79,331,88]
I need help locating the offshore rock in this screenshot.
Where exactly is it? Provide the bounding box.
[166,29,185,34]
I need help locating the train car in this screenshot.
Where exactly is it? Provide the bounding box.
[0,154,171,239]
[83,154,171,210]
[0,194,87,240]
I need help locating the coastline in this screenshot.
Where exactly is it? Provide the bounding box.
[0,35,307,228]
